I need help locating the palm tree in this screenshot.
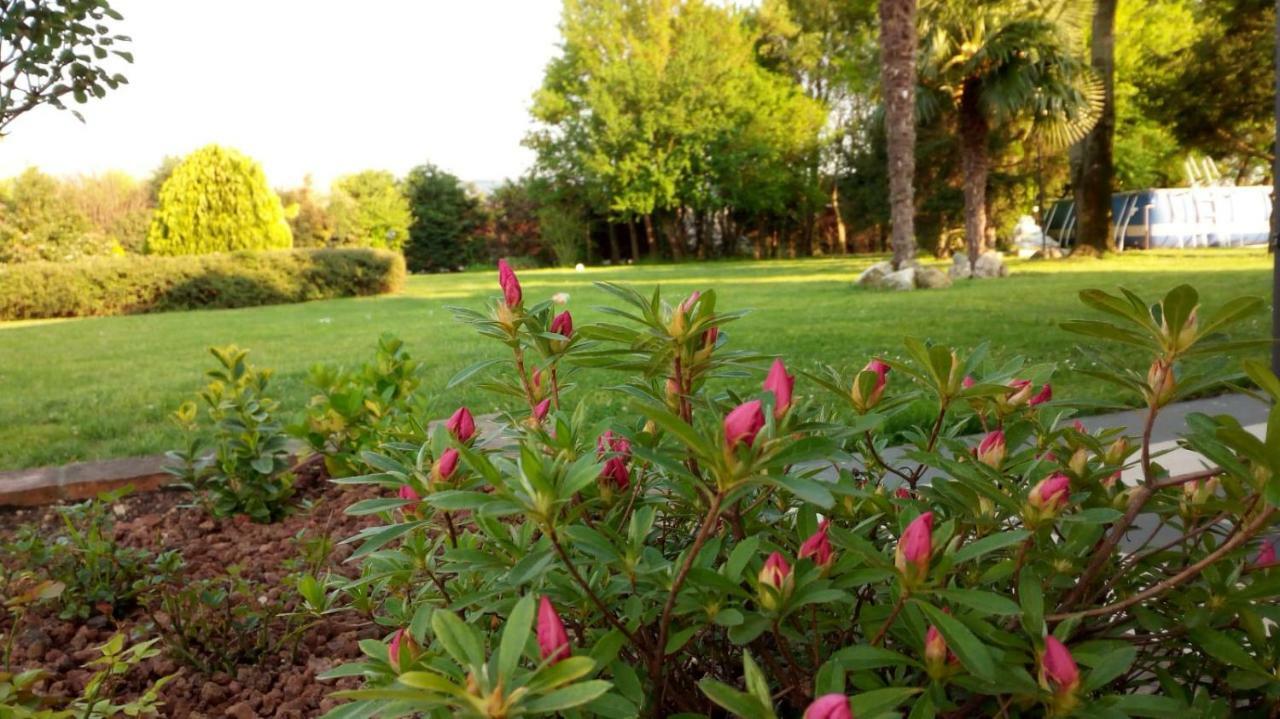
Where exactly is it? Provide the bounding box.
[1074,0,1117,254]
[880,0,918,269]
[919,0,1102,268]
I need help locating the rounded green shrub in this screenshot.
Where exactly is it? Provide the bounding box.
[147,145,292,255]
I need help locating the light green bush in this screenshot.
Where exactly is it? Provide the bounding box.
[147,145,292,255]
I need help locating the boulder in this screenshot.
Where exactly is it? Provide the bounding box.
[914,266,952,289]
[855,260,893,287]
[1030,247,1064,260]
[949,251,1009,279]
[881,267,917,291]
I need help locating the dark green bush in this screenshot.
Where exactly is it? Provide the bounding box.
[0,247,406,320]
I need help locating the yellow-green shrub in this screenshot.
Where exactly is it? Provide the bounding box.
[0,248,405,320]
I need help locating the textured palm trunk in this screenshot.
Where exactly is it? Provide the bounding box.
[1075,0,1117,253]
[959,80,989,268]
[1271,0,1279,375]
[879,0,917,269]
[628,218,641,261]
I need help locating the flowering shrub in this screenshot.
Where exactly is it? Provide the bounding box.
[324,264,1279,717]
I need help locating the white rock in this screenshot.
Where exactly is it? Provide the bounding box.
[914,267,952,289]
[881,267,917,291]
[855,260,894,287]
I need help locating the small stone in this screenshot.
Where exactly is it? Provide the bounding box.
[225,701,258,719]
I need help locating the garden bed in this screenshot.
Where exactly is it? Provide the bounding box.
[0,459,380,718]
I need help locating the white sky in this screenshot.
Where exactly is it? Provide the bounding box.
[0,0,563,189]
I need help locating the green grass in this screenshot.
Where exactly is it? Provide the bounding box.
[0,249,1272,472]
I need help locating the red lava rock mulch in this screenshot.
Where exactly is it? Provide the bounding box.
[0,458,388,718]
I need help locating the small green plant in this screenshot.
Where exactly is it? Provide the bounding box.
[178,346,295,522]
[0,634,174,718]
[145,570,319,676]
[2,489,180,621]
[2,572,64,671]
[291,333,423,477]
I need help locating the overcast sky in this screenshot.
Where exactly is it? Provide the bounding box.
[0,0,563,188]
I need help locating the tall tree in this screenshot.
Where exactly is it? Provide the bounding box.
[1272,0,1279,376]
[0,0,132,133]
[328,170,412,251]
[1073,0,1117,253]
[879,0,917,267]
[402,164,482,272]
[919,0,1101,267]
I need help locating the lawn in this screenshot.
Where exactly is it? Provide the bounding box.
[0,249,1272,472]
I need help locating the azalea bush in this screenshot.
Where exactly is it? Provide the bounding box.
[323,261,1280,718]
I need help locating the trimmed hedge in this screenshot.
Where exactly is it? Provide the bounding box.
[0,248,406,320]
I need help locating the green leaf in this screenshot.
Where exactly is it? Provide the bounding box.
[1188,627,1266,674]
[848,687,922,717]
[698,679,773,719]
[397,670,466,696]
[742,652,774,710]
[1019,570,1045,638]
[632,401,714,459]
[447,358,504,389]
[762,474,834,508]
[498,595,535,681]
[527,656,597,693]
[1081,645,1136,693]
[724,535,761,581]
[1103,694,1187,717]
[430,610,485,669]
[522,680,613,713]
[951,530,1029,565]
[913,600,995,682]
[831,645,920,671]
[930,589,1020,616]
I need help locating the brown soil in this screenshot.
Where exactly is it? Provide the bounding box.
[0,457,387,718]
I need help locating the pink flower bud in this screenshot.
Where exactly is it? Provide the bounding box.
[1041,636,1080,695]
[895,487,913,500]
[550,310,573,339]
[433,448,460,483]
[387,628,418,673]
[759,551,792,590]
[537,596,571,664]
[803,694,853,719]
[1029,473,1071,513]
[702,326,719,349]
[679,290,701,315]
[724,399,765,448]
[1029,383,1052,407]
[397,484,421,502]
[976,430,1006,469]
[596,430,631,459]
[1255,541,1277,569]
[852,359,890,411]
[497,259,522,308]
[532,398,551,422]
[1147,359,1176,407]
[798,519,834,568]
[1006,379,1033,407]
[962,375,976,389]
[924,624,951,667]
[446,406,476,443]
[1072,420,1086,434]
[895,512,933,579]
[601,456,630,491]
[763,358,795,419]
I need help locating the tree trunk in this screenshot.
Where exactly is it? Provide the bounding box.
[607,221,620,264]
[880,0,918,269]
[959,80,989,269]
[831,182,848,255]
[643,214,657,260]
[1271,0,1279,376]
[1074,0,1117,253]
[628,218,641,261]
